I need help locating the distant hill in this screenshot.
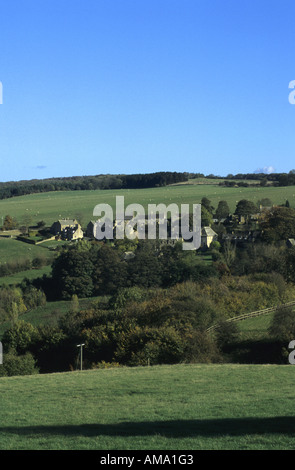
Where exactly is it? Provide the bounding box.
[1,170,295,200]
[0,172,189,200]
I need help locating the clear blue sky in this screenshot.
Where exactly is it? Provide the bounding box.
[0,0,295,182]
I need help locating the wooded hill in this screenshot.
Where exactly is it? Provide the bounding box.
[1,170,295,200]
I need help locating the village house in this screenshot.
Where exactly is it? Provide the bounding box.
[201,226,218,248]
[286,238,295,248]
[50,219,84,241]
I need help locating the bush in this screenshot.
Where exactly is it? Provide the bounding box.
[215,320,241,349]
[115,326,186,366]
[183,329,220,363]
[268,306,295,342]
[0,349,39,377]
[90,361,122,369]
[2,320,38,354]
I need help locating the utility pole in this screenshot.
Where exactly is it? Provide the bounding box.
[77,343,85,371]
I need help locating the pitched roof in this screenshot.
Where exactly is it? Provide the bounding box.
[58,219,78,226]
[201,226,217,237]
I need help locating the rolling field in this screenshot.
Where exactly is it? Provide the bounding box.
[0,237,56,264]
[0,183,294,228]
[0,363,295,450]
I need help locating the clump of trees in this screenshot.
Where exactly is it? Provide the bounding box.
[1,214,18,230]
[0,285,46,324]
[32,240,218,300]
[260,207,295,242]
[0,254,49,277]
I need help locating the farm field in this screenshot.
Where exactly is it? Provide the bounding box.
[0,296,102,338]
[0,237,55,264]
[0,183,294,228]
[237,313,274,342]
[0,264,52,287]
[0,363,295,450]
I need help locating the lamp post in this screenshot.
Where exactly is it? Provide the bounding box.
[77,343,85,371]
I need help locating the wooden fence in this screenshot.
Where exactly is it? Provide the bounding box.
[206,300,295,332]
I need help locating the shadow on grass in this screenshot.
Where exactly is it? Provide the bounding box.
[1,417,295,438]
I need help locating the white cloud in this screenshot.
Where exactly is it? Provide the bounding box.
[254,166,275,174]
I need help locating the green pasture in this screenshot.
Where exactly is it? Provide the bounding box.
[0,363,294,450]
[0,265,52,288]
[19,296,100,327]
[0,296,103,337]
[0,184,294,228]
[237,314,274,342]
[0,238,55,264]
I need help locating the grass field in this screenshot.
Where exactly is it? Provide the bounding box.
[0,237,56,264]
[0,183,294,228]
[0,363,294,450]
[0,265,52,288]
[0,296,102,337]
[237,313,274,342]
[0,297,99,340]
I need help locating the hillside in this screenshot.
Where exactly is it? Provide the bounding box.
[0,183,294,228]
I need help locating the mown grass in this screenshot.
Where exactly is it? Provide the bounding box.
[0,363,295,450]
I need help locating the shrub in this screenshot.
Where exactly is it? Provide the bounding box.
[2,320,38,354]
[268,306,295,342]
[90,361,122,369]
[183,329,220,363]
[0,349,39,377]
[215,320,241,349]
[115,326,186,366]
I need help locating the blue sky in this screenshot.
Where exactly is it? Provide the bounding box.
[0,0,295,182]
